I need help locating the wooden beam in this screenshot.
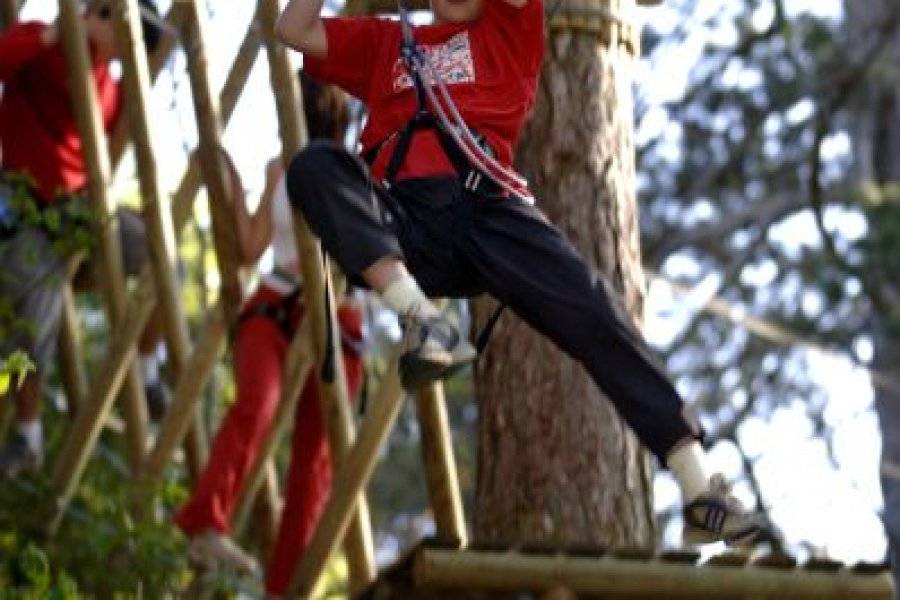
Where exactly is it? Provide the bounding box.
[413,549,893,599]
[113,0,193,422]
[57,283,89,416]
[130,0,264,492]
[259,0,376,590]
[141,305,225,486]
[0,0,18,29]
[49,11,261,530]
[109,8,181,171]
[285,362,405,597]
[415,384,467,546]
[176,0,244,320]
[56,0,149,477]
[50,280,157,535]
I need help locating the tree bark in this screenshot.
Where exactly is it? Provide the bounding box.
[473,14,654,548]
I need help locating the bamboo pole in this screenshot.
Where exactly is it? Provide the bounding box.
[127,0,257,490]
[176,0,244,321]
[112,0,193,422]
[57,284,88,416]
[112,0,205,481]
[413,549,894,599]
[232,321,315,534]
[57,0,149,475]
[49,19,262,530]
[260,0,376,589]
[0,0,17,29]
[109,8,180,171]
[253,458,283,560]
[50,281,157,535]
[285,362,405,597]
[141,305,225,487]
[415,384,467,546]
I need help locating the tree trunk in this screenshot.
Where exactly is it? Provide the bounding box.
[473,10,655,548]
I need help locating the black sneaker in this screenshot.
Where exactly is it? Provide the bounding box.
[145,380,171,422]
[683,473,766,546]
[398,314,477,389]
[0,434,42,478]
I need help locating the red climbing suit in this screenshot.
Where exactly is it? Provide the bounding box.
[175,284,364,596]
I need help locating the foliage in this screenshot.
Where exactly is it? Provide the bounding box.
[0,410,191,597]
[638,0,892,557]
[2,172,100,258]
[0,351,35,396]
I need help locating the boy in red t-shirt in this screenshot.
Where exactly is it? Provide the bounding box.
[0,1,165,477]
[276,0,764,545]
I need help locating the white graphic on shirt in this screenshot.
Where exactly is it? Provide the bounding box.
[391,31,475,93]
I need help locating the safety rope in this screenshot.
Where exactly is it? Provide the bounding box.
[396,4,534,202]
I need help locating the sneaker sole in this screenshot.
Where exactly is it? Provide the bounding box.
[399,352,474,389]
[684,525,762,547]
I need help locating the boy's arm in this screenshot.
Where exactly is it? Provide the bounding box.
[275,0,328,58]
[0,22,56,81]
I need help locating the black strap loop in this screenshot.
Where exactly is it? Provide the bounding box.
[475,302,506,355]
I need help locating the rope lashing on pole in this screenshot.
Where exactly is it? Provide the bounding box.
[545,0,642,55]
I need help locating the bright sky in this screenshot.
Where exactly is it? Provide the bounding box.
[17,0,885,565]
[637,0,885,563]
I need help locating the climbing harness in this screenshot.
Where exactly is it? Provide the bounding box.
[369,3,534,204]
[238,286,303,339]
[385,5,520,351]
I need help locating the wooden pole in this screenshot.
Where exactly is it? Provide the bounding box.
[112,0,193,418]
[253,458,283,560]
[0,0,18,29]
[285,363,406,598]
[259,0,376,589]
[413,549,894,599]
[129,0,262,490]
[176,0,244,321]
[415,384,467,546]
[111,0,205,480]
[109,8,181,172]
[57,283,89,416]
[141,305,225,486]
[57,0,149,475]
[50,282,157,535]
[49,18,262,530]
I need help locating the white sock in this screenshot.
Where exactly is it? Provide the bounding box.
[381,275,439,321]
[17,420,42,452]
[666,440,712,503]
[141,352,160,385]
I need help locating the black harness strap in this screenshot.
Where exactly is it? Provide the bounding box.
[374,9,508,352]
[238,287,303,339]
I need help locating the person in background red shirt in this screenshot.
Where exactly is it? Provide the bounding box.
[0,0,164,477]
[275,0,766,547]
[174,75,367,597]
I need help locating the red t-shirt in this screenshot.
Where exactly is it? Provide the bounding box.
[0,21,121,202]
[304,0,544,182]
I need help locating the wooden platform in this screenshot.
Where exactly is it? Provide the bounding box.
[359,539,892,599]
